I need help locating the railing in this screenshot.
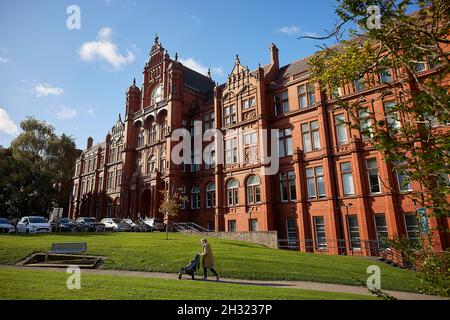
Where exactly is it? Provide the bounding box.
[278,238,408,267]
[172,222,209,233]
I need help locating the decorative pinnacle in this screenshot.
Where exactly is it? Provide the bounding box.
[133,78,136,86]
[154,33,159,44]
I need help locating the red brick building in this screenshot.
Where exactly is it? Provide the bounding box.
[69,35,449,255]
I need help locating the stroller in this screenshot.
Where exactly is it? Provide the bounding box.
[178,253,200,280]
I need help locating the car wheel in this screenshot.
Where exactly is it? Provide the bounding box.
[25,229,29,234]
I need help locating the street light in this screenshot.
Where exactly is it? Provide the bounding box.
[341,203,353,255]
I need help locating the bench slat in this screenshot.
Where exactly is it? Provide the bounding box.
[49,242,87,254]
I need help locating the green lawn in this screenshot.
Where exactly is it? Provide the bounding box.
[0,268,377,300]
[0,233,422,293]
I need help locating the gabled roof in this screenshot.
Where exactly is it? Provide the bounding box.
[182,65,215,94]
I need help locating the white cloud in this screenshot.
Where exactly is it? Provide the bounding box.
[57,106,77,120]
[0,107,19,135]
[275,25,301,36]
[79,27,135,69]
[179,57,224,79]
[0,57,9,64]
[179,57,209,76]
[34,83,65,97]
[87,106,95,117]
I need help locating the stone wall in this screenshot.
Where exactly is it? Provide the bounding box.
[185,231,278,249]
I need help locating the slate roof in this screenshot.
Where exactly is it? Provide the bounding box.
[182,65,215,94]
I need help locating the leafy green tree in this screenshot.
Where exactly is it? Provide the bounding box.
[0,117,78,217]
[304,0,449,296]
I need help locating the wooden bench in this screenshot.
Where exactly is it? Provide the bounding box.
[45,242,88,262]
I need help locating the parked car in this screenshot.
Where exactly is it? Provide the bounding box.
[0,218,15,234]
[16,216,51,234]
[144,218,166,231]
[101,218,132,232]
[122,219,137,231]
[75,217,105,232]
[135,218,153,232]
[50,218,77,232]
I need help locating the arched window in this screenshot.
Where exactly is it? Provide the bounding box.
[180,186,186,209]
[151,84,163,105]
[191,185,200,209]
[147,156,155,175]
[246,175,261,204]
[227,179,239,207]
[206,182,216,208]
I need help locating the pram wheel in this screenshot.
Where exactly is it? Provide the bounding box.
[178,273,182,280]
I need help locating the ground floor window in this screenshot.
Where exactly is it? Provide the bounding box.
[313,216,327,250]
[347,215,361,249]
[404,213,420,246]
[286,218,298,249]
[228,220,237,232]
[374,214,389,244]
[249,219,258,232]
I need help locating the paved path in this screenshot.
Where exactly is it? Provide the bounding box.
[1,265,447,300]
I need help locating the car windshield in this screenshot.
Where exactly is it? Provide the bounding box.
[29,217,47,223]
[84,218,96,223]
[59,218,71,223]
[123,219,132,223]
[0,218,9,224]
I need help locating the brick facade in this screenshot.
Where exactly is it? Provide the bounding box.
[69,36,450,254]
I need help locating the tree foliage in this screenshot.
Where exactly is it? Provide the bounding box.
[159,187,188,240]
[307,0,449,218]
[0,117,78,219]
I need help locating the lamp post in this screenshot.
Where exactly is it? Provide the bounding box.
[342,203,353,255]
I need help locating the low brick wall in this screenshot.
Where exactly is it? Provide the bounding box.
[186,231,278,249]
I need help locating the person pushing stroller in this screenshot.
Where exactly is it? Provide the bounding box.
[178,253,201,280]
[178,239,220,281]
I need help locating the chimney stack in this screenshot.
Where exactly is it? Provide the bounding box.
[270,43,279,71]
[87,137,93,149]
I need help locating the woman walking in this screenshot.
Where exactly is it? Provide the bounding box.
[200,239,219,281]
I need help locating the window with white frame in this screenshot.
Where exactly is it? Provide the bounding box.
[335,114,348,145]
[280,171,297,202]
[147,156,155,175]
[404,213,420,245]
[347,215,361,249]
[298,83,315,108]
[225,138,238,164]
[278,128,293,157]
[191,185,200,209]
[314,216,327,250]
[396,163,412,192]
[224,105,237,126]
[242,97,256,110]
[306,166,326,199]
[366,158,381,194]
[301,121,321,152]
[359,108,373,140]
[227,179,239,207]
[384,101,401,132]
[206,182,216,208]
[374,214,389,243]
[246,175,261,204]
[340,162,355,196]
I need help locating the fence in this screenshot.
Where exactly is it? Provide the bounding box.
[278,238,407,267]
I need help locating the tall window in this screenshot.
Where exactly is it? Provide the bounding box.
[396,164,412,192]
[159,158,166,173]
[249,219,258,232]
[404,214,420,245]
[374,214,389,242]
[301,121,321,152]
[147,156,155,175]
[137,129,145,148]
[274,91,289,116]
[151,84,163,105]
[353,78,366,92]
[384,101,401,132]
[228,220,237,232]
[191,185,200,209]
[366,158,381,194]
[225,138,238,164]
[380,69,393,84]
[179,186,186,209]
[246,175,261,204]
[204,112,215,131]
[149,123,157,143]
[298,83,315,108]
[280,171,297,202]
[347,215,361,249]
[109,148,116,163]
[224,105,237,126]
[314,216,327,250]
[278,128,293,157]
[306,166,326,199]
[359,108,373,140]
[227,179,239,207]
[341,162,355,196]
[206,182,216,208]
[286,219,298,249]
[335,114,348,145]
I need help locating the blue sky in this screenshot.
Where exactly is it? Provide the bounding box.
[0,0,340,149]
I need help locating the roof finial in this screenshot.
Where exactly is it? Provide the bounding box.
[119,113,122,122]
[208,68,212,79]
[175,52,178,61]
[235,54,240,64]
[154,33,159,44]
[133,78,136,86]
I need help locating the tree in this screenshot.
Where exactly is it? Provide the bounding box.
[0,117,78,218]
[158,187,188,240]
[304,0,449,295]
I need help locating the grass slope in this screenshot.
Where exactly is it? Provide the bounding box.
[0,233,421,293]
[0,268,377,300]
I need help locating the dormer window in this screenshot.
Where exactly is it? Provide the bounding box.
[151,84,163,105]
